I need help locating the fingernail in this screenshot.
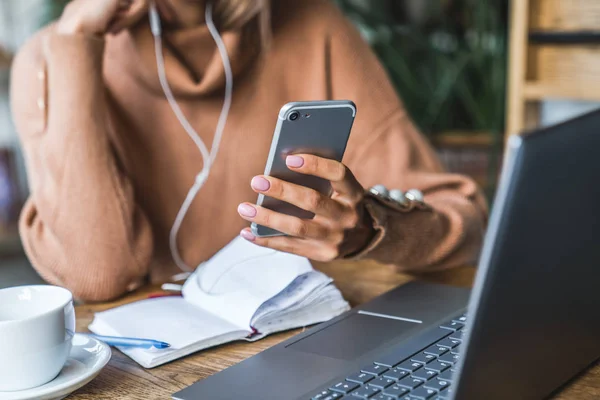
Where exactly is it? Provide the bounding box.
[286,155,304,168]
[240,229,256,242]
[237,203,257,218]
[251,176,270,191]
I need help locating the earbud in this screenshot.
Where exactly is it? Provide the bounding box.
[149,4,162,37]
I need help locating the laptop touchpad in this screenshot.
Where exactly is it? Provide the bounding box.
[287,313,420,360]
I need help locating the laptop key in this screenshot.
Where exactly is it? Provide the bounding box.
[362,364,389,376]
[350,384,380,398]
[449,331,464,341]
[383,368,410,381]
[395,360,423,372]
[347,372,375,384]
[396,376,424,390]
[453,314,467,323]
[450,345,461,355]
[411,369,438,381]
[383,384,409,397]
[424,379,450,392]
[312,389,340,399]
[423,345,448,357]
[438,353,460,365]
[410,353,437,364]
[330,381,360,394]
[372,395,397,400]
[439,321,464,331]
[369,376,396,389]
[436,338,460,349]
[437,370,454,382]
[409,386,437,399]
[424,361,451,373]
[438,386,453,398]
[323,394,343,400]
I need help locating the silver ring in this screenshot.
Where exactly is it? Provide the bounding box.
[367,186,431,212]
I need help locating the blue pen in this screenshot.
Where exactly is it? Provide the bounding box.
[83,333,171,349]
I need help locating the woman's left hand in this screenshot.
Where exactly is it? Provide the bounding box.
[237,154,376,261]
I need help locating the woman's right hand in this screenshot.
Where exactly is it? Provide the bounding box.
[57,0,149,36]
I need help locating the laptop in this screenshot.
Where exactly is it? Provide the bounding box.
[173,109,600,400]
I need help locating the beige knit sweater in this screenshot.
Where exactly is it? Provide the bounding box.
[10,0,487,301]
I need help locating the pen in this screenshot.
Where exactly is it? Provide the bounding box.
[83,333,171,349]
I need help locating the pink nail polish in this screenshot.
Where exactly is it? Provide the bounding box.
[238,203,257,218]
[286,155,304,168]
[251,176,270,191]
[240,229,256,241]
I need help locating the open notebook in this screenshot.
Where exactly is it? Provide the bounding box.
[88,237,350,368]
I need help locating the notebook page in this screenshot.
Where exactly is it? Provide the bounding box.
[250,289,350,339]
[182,236,313,330]
[88,297,246,349]
[275,285,349,318]
[251,270,333,325]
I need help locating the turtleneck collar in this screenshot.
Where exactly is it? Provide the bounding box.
[108,18,254,97]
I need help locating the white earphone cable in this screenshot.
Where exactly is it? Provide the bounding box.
[149,1,233,273]
[204,2,234,167]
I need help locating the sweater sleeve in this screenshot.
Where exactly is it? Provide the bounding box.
[325,6,488,271]
[10,29,153,301]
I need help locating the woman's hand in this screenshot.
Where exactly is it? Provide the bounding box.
[237,155,377,261]
[57,0,149,36]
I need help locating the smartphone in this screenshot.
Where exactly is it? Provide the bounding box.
[251,100,356,237]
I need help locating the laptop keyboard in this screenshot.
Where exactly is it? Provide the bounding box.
[308,314,468,400]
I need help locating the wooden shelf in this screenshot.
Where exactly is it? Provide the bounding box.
[532,0,600,32]
[524,82,600,102]
[506,0,600,139]
[529,31,600,45]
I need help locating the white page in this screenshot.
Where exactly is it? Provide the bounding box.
[252,271,332,324]
[88,297,244,349]
[251,290,351,339]
[255,284,349,329]
[182,236,313,330]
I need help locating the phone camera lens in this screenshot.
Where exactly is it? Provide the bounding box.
[289,112,300,121]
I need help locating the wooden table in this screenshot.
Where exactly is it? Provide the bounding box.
[71,261,599,399]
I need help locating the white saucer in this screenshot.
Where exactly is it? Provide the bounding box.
[0,334,111,400]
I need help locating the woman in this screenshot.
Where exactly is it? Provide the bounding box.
[11,0,487,301]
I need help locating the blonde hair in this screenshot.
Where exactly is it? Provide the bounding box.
[213,0,271,52]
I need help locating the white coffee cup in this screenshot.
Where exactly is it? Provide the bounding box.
[0,285,75,392]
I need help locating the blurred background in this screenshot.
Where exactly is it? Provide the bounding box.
[0,0,599,285]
